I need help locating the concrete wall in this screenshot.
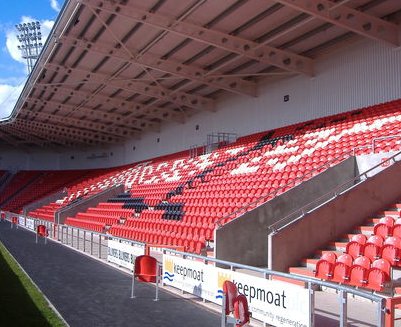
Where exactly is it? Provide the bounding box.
[56,184,124,224]
[270,159,401,273]
[215,157,357,267]
[23,188,67,215]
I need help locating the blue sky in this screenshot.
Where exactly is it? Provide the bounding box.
[0,0,64,118]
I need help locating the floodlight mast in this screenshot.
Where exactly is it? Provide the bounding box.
[15,21,43,74]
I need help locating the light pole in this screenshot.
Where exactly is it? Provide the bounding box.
[15,21,43,74]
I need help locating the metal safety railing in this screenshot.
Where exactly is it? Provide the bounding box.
[268,150,401,234]
[0,210,394,326]
[163,248,387,327]
[353,134,401,156]
[2,211,145,262]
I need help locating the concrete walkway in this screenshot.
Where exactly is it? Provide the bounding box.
[0,221,220,327]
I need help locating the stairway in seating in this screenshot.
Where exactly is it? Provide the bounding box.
[288,204,401,286]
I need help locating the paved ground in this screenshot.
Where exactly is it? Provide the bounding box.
[0,221,220,327]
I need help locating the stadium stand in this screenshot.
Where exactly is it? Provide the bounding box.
[17,97,401,256]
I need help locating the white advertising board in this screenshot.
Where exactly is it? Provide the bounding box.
[18,216,25,227]
[162,254,310,327]
[107,238,145,271]
[162,255,217,303]
[25,218,35,231]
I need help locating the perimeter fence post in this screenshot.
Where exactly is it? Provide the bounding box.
[77,229,79,250]
[90,233,93,255]
[339,290,347,327]
[98,235,101,258]
[308,281,315,327]
[83,231,86,252]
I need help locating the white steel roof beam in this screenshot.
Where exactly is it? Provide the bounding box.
[272,0,400,46]
[31,86,171,127]
[82,0,314,76]
[10,123,83,147]
[44,63,215,111]
[14,119,123,145]
[0,128,30,147]
[21,110,140,139]
[3,126,48,146]
[60,36,257,97]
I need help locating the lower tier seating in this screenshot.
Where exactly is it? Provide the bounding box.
[290,203,401,293]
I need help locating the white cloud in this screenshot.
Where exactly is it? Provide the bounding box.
[0,82,26,118]
[50,0,62,12]
[0,17,55,118]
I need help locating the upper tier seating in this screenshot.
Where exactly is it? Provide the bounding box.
[61,99,401,253]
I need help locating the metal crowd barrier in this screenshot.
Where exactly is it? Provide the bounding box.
[162,249,387,327]
[1,210,396,326]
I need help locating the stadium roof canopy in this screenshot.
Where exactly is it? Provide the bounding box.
[1,0,400,149]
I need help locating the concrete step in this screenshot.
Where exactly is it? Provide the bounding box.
[353,226,374,235]
[378,210,400,218]
[328,241,347,252]
[366,218,380,225]
[287,267,315,287]
[301,258,318,269]
[315,249,343,258]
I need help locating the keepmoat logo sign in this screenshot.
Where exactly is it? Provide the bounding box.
[162,255,310,327]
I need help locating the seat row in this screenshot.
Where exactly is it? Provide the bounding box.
[315,252,391,291]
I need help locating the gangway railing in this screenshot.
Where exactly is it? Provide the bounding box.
[353,134,401,156]
[268,150,401,235]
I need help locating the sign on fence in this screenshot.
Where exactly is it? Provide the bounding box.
[25,218,35,230]
[162,254,310,327]
[107,238,145,271]
[18,216,25,227]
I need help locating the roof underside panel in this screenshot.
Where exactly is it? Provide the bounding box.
[0,0,399,149]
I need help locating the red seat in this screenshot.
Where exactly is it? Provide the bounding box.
[349,256,370,287]
[321,251,337,264]
[364,235,384,261]
[392,225,401,238]
[374,217,395,238]
[381,236,401,266]
[223,280,238,315]
[315,259,334,280]
[233,294,250,327]
[366,259,391,291]
[351,234,367,245]
[134,255,158,283]
[332,254,353,284]
[37,225,48,237]
[346,241,365,259]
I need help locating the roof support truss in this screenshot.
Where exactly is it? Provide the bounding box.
[60,35,257,97]
[0,128,29,147]
[44,63,215,111]
[31,84,178,127]
[13,119,123,145]
[272,0,400,46]
[82,0,314,76]
[20,110,140,139]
